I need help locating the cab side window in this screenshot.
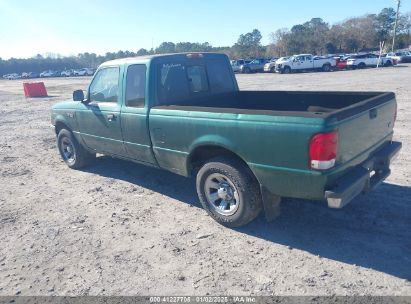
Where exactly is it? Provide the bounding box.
[89,67,119,103]
[126,64,146,108]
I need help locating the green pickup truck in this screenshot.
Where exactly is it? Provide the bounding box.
[51,53,402,227]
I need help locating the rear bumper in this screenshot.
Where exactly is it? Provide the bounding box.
[325,141,402,208]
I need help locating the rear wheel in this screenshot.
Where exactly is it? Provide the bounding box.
[384,60,393,67]
[196,157,262,227]
[57,129,95,169]
[322,64,331,72]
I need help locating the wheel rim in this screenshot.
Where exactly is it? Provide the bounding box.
[60,137,76,164]
[204,173,240,216]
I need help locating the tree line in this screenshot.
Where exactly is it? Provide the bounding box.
[1,7,410,75]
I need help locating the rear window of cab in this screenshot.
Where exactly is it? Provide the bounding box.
[156,57,235,105]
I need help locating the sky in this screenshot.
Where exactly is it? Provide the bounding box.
[1,0,410,59]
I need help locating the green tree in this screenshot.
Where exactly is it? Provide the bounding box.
[155,42,176,54]
[136,48,149,56]
[233,29,263,58]
[375,7,396,42]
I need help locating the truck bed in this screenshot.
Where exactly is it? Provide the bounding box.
[150,89,397,200]
[153,91,394,120]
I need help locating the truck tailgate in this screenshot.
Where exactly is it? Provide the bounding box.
[336,96,396,166]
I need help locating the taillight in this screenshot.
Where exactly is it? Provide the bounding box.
[394,102,397,127]
[309,131,338,170]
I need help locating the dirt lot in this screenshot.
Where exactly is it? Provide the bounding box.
[0,66,410,296]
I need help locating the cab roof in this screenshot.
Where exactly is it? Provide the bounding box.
[99,52,227,67]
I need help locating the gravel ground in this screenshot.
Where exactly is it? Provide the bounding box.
[0,66,410,296]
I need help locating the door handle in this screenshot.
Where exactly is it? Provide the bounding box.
[107,114,116,121]
[369,109,378,119]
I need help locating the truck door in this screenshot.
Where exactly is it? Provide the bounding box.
[120,64,157,165]
[304,55,315,69]
[76,66,127,156]
[294,56,311,70]
[368,54,378,66]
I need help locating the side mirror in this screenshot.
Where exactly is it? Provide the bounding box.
[73,90,85,102]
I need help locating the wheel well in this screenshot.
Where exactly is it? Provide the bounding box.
[54,121,70,135]
[188,145,250,176]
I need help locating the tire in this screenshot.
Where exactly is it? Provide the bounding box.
[283,66,291,74]
[358,62,366,69]
[384,60,392,67]
[196,157,262,227]
[270,67,276,73]
[322,64,331,72]
[243,67,251,74]
[57,129,95,169]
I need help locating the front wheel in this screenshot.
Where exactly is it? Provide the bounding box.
[283,66,291,74]
[196,157,262,227]
[57,129,95,169]
[243,67,251,74]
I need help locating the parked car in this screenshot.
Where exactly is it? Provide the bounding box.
[346,53,395,69]
[51,52,401,227]
[4,73,20,80]
[263,58,280,73]
[239,58,270,73]
[275,54,336,73]
[40,70,58,77]
[335,57,349,70]
[231,59,251,73]
[73,68,95,76]
[386,52,411,63]
[61,70,73,77]
[27,72,40,78]
[84,68,95,76]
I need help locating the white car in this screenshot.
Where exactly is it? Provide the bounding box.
[275,54,336,74]
[61,70,72,77]
[73,68,94,76]
[4,73,20,80]
[73,69,86,76]
[346,53,395,69]
[40,70,56,77]
[263,57,283,72]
